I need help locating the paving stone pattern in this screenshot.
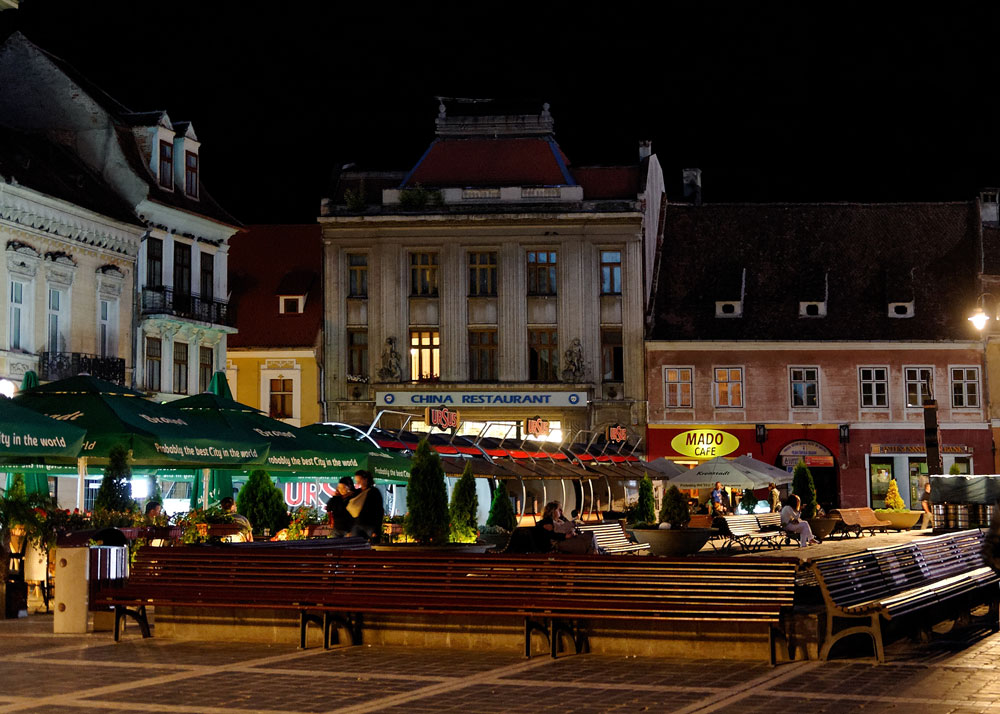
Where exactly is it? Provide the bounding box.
[4,614,1000,713]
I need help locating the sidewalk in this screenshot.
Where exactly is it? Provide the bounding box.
[2,611,1000,713]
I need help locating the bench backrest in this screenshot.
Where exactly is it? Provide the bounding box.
[576,522,635,548]
[830,507,889,527]
[756,513,782,529]
[720,515,764,536]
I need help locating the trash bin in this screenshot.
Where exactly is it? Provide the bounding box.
[53,545,128,634]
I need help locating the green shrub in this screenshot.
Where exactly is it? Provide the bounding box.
[659,485,690,528]
[882,479,907,511]
[94,445,137,514]
[486,480,517,532]
[740,489,760,514]
[448,462,479,542]
[404,439,450,544]
[633,473,656,525]
[949,462,963,475]
[236,470,289,536]
[791,460,818,520]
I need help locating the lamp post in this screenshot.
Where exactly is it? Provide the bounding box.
[968,292,997,472]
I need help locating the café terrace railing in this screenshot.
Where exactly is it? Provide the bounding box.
[141,286,234,327]
[39,352,126,385]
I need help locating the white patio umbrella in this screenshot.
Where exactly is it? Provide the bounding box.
[667,456,768,490]
[733,455,794,486]
[641,457,687,479]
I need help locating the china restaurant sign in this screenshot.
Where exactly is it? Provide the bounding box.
[377,391,587,408]
[670,429,740,458]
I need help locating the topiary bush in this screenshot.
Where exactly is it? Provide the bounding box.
[633,473,656,525]
[448,461,479,543]
[740,488,760,514]
[404,439,450,544]
[236,469,289,536]
[881,479,907,512]
[659,485,690,528]
[791,460,818,520]
[94,445,137,514]
[486,479,517,532]
[949,462,963,475]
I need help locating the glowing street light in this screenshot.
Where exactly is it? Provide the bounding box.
[969,307,990,331]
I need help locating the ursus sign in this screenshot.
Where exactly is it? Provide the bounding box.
[670,429,740,458]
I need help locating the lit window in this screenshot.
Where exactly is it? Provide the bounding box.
[664,367,692,408]
[713,367,743,408]
[859,367,889,408]
[409,330,440,381]
[600,250,622,295]
[905,367,933,408]
[951,367,980,408]
[790,367,819,408]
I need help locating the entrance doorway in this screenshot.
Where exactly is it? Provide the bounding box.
[869,460,894,509]
[776,440,838,509]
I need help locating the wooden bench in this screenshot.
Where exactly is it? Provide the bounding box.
[576,522,649,554]
[810,529,1000,662]
[96,546,799,663]
[231,537,372,551]
[713,515,785,553]
[828,508,891,538]
[755,513,795,547]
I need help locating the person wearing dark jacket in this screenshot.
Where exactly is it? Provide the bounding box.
[348,470,384,541]
[325,477,357,536]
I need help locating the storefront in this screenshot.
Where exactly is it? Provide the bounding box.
[858,436,981,510]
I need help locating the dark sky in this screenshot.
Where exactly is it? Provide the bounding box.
[4,1,1000,223]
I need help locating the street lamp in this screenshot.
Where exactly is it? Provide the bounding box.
[969,293,998,332]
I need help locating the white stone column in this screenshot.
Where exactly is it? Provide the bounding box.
[623,236,645,404]
[439,242,465,381]
[498,242,527,381]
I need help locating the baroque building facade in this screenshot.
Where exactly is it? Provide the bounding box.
[320,104,664,444]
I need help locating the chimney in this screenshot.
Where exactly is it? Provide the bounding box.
[639,140,652,161]
[683,168,702,206]
[982,189,999,226]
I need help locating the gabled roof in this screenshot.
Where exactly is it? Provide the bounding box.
[648,202,983,341]
[402,137,574,188]
[227,225,322,349]
[573,166,640,200]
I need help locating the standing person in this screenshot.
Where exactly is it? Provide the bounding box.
[221,496,253,543]
[769,482,781,513]
[781,494,818,547]
[348,470,384,541]
[325,477,357,537]
[710,482,727,516]
[920,481,933,526]
[535,501,598,554]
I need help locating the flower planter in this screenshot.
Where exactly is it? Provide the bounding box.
[303,525,332,538]
[477,533,510,551]
[630,527,717,556]
[874,510,923,530]
[808,518,840,541]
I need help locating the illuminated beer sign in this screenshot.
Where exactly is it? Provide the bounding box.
[671,429,740,458]
[425,406,459,431]
[606,424,628,444]
[525,416,550,438]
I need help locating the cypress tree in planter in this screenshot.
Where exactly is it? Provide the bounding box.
[236,470,289,536]
[791,460,818,520]
[634,473,656,526]
[740,489,760,514]
[94,445,137,514]
[486,479,517,532]
[404,439,450,544]
[659,485,691,528]
[448,461,479,543]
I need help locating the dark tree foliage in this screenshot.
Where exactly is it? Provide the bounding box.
[448,461,479,542]
[404,439,450,544]
[791,460,818,520]
[236,470,290,535]
[486,479,517,532]
[94,445,137,513]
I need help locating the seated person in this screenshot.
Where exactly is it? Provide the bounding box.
[535,501,598,554]
[221,496,253,542]
[781,494,818,547]
[325,477,357,537]
[144,500,162,523]
[347,470,384,541]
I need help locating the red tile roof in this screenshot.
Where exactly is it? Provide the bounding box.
[573,166,639,199]
[228,224,322,349]
[403,138,574,188]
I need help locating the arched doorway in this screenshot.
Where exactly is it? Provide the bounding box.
[776,439,838,510]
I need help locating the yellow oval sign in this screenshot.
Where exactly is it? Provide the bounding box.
[671,429,741,459]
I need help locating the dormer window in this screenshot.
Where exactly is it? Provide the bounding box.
[185,151,199,198]
[279,295,305,314]
[799,301,827,318]
[888,301,915,318]
[159,141,173,189]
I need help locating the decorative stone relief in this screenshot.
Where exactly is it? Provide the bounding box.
[44,252,77,287]
[377,336,402,382]
[96,264,126,298]
[561,337,587,383]
[264,359,297,370]
[6,241,40,278]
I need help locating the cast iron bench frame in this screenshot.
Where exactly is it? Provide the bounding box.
[713,515,785,553]
[575,522,649,554]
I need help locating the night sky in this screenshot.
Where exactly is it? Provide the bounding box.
[3,1,999,224]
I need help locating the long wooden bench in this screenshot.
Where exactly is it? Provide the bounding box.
[810,529,1000,662]
[95,546,799,663]
[827,508,891,538]
[713,515,785,553]
[576,522,649,554]
[754,513,795,547]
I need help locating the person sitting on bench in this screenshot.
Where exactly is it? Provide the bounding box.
[348,470,384,542]
[325,477,357,537]
[536,501,598,554]
[781,494,818,547]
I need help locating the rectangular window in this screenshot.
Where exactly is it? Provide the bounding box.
[145,337,162,392]
[146,237,163,287]
[713,367,743,408]
[47,288,62,352]
[790,367,819,408]
[664,367,693,408]
[860,367,889,408]
[410,253,438,297]
[905,367,934,408]
[468,252,498,297]
[98,299,112,358]
[185,151,199,198]
[951,367,980,408]
[468,329,498,382]
[173,341,188,395]
[158,141,173,189]
[174,242,192,295]
[9,280,24,351]
[269,378,294,419]
[600,329,623,381]
[198,346,213,393]
[347,329,368,379]
[200,252,214,300]
[528,329,559,382]
[527,251,557,295]
[348,254,368,297]
[600,250,622,295]
[409,330,440,381]
[281,297,302,314]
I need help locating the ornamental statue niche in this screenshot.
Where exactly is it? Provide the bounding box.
[377,336,403,382]
[561,337,587,383]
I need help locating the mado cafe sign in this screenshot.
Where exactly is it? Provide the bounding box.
[670,429,740,458]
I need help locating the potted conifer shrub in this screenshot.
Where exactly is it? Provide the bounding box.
[874,479,922,530]
[235,469,289,539]
[630,481,716,556]
[402,439,450,545]
[449,462,479,543]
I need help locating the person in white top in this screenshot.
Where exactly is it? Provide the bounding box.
[780,494,818,547]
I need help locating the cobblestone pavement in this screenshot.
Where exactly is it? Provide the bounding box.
[4,613,1000,713]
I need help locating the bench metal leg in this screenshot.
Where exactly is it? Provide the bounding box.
[524,617,587,658]
[114,604,150,642]
[819,611,884,664]
[301,611,364,650]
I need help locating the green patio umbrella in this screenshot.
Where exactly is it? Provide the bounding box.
[300,423,412,484]
[14,376,268,467]
[206,371,234,400]
[20,370,39,392]
[0,395,85,460]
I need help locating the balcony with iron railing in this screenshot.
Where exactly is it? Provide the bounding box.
[141,286,234,327]
[39,352,126,385]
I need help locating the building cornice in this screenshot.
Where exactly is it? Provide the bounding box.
[645,340,986,351]
[318,211,642,229]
